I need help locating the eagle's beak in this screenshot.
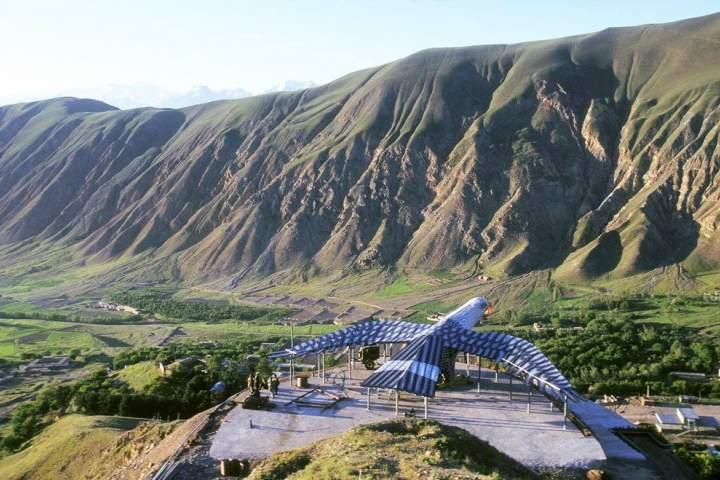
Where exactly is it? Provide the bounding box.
[485,303,494,315]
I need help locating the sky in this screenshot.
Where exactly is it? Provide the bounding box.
[1,0,718,107]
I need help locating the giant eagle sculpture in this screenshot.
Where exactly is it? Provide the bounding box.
[271,296,578,401]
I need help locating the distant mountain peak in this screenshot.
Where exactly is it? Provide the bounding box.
[1,81,318,110]
[264,80,317,94]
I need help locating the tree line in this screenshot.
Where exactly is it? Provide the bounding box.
[524,318,720,397]
[110,289,295,324]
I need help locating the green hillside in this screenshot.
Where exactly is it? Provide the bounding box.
[0,415,176,480]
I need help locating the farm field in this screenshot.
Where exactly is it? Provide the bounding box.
[0,318,175,359]
[176,321,339,341]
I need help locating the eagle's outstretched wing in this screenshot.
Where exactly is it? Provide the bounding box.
[268,320,432,358]
[441,326,578,400]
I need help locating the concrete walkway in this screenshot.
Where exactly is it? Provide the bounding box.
[210,366,607,467]
[568,400,646,460]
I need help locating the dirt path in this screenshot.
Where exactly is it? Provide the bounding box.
[158,327,185,346]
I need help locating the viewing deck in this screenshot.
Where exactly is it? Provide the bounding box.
[210,363,627,467]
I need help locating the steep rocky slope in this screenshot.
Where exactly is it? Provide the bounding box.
[2,13,720,288]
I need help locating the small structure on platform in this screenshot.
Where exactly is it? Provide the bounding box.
[241,373,271,410]
[284,387,346,411]
[219,459,250,477]
[158,356,205,376]
[210,381,226,394]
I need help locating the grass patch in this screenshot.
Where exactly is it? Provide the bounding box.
[375,277,431,298]
[248,420,537,479]
[114,360,162,391]
[405,300,458,323]
[178,322,340,340]
[428,269,458,281]
[0,342,15,356]
[0,415,177,480]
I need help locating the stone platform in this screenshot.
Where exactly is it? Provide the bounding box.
[210,365,610,467]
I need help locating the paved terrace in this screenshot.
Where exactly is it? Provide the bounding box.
[211,365,620,467]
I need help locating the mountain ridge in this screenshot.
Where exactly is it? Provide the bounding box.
[2,12,720,291]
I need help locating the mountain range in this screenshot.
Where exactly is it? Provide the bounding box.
[1,13,720,291]
[0,81,317,111]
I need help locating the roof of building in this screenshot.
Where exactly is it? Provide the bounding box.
[28,356,71,367]
[210,381,226,393]
[287,309,322,322]
[677,407,700,421]
[311,309,338,323]
[655,413,682,425]
[313,299,340,309]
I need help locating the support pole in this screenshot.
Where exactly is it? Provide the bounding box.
[348,347,353,380]
[289,321,295,389]
[424,396,428,419]
[316,353,320,378]
[494,362,499,383]
[563,394,568,430]
[290,357,294,389]
[527,384,531,414]
[321,353,326,383]
[395,390,399,416]
[477,362,481,393]
[366,387,370,410]
[509,375,513,401]
[464,353,470,376]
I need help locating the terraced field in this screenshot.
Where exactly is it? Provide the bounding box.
[0,319,175,358]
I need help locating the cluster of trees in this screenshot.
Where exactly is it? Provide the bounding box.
[0,337,283,454]
[495,309,591,328]
[110,289,294,324]
[0,309,144,324]
[112,336,282,369]
[524,318,720,397]
[673,443,720,479]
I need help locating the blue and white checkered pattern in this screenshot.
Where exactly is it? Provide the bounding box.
[362,334,443,397]
[439,325,577,400]
[271,296,576,400]
[269,320,432,357]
